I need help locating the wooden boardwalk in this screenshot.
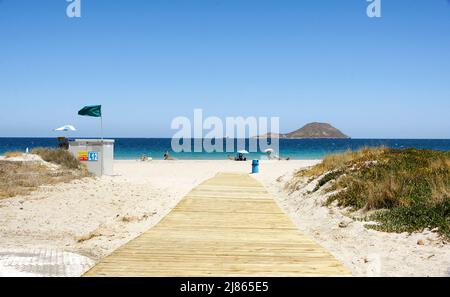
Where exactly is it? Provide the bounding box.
[84,173,350,276]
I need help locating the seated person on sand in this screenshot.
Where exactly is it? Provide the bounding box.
[163,151,176,160]
[140,154,148,161]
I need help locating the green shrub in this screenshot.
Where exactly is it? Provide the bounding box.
[367,200,450,238]
[313,170,344,192]
[297,147,450,239]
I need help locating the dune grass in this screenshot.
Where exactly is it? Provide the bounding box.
[32,147,82,169]
[291,147,450,239]
[4,151,24,158]
[0,149,90,199]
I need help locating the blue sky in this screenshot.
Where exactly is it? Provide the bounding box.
[0,0,449,138]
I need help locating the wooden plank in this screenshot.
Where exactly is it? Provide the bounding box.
[174,198,280,213]
[84,173,350,276]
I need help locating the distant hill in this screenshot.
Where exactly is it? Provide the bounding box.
[257,122,350,139]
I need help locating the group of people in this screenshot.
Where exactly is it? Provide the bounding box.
[140,151,174,162]
[139,150,287,161]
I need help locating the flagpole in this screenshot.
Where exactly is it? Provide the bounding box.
[100,114,104,176]
[100,115,103,142]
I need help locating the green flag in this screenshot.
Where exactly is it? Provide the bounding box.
[78,105,102,117]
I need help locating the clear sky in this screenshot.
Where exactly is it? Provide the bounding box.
[1,0,449,138]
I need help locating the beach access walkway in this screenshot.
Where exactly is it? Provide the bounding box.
[84,173,349,276]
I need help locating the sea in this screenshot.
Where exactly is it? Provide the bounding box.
[0,138,449,160]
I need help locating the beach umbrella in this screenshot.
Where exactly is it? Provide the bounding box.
[237,150,249,154]
[54,125,77,132]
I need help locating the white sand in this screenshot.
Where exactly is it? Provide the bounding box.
[1,159,448,276]
[0,159,313,276]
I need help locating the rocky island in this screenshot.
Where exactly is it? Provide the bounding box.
[257,122,350,139]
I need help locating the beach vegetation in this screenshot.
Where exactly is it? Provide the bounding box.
[290,147,450,239]
[4,151,23,158]
[31,147,82,170]
[0,149,90,199]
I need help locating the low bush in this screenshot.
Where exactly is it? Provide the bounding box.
[292,147,450,239]
[32,148,81,169]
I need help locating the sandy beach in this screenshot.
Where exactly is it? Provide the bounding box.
[0,159,448,276]
[0,159,315,276]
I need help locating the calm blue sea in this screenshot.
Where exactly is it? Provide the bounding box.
[0,138,449,160]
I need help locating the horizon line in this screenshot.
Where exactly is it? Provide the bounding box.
[1,137,450,140]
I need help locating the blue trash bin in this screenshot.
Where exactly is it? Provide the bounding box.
[252,160,259,174]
